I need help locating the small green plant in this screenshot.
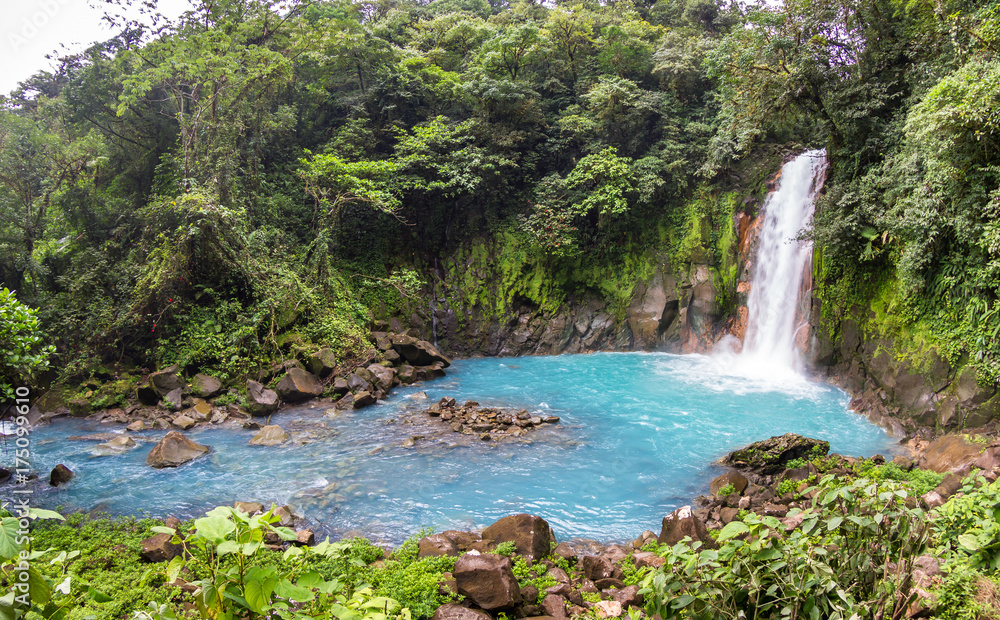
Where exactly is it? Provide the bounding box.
[494,541,517,557]
[141,505,410,620]
[775,478,799,496]
[717,484,736,497]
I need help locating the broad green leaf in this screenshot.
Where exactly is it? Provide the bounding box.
[54,576,71,595]
[216,540,239,556]
[0,518,23,561]
[28,566,52,604]
[88,586,113,603]
[958,534,981,551]
[194,515,235,544]
[717,521,750,542]
[27,508,64,521]
[273,579,315,603]
[151,526,177,535]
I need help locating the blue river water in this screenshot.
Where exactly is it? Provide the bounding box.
[16,352,900,543]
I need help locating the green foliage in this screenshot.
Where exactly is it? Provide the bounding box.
[716,484,736,497]
[511,556,558,604]
[0,288,55,401]
[640,476,930,619]
[493,541,517,557]
[142,505,411,620]
[32,514,177,620]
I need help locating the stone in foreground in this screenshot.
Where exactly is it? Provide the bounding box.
[482,514,556,562]
[431,603,493,620]
[723,433,829,475]
[276,368,324,403]
[140,532,182,563]
[247,380,279,417]
[249,425,290,446]
[50,464,73,486]
[453,553,522,610]
[657,505,716,548]
[146,431,210,468]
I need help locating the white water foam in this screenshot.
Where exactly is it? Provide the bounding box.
[705,150,828,394]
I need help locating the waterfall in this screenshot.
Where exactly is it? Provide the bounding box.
[741,150,827,373]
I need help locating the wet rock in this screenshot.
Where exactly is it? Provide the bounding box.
[397,365,417,384]
[431,603,493,620]
[582,556,614,581]
[419,534,460,557]
[632,552,665,569]
[234,501,264,514]
[161,388,184,411]
[482,514,556,562]
[50,464,73,486]
[95,435,137,452]
[367,364,396,391]
[306,348,338,378]
[553,543,577,562]
[595,578,625,590]
[609,585,643,609]
[658,505,716,548]
[191,373,222,398]
[276,368,323,403]
[247,380,279,417]
[146,431,210,468]
[630,531,657,550]
[296,529,315,546]
[710,470,749,495]
[391,334,452,368]
[723,433,830,475]
[126,420,146,432]
[249,425,290,446]
[273,505,297,528]
[414,363,447,381]
[595,600,623,618]
[541,594,568,619]
[353,391,377,408]
[150,365,185,398]
[140,533,182,563]
[172,414,196,430]
[454,553,522,610]
[917,435,983,473]
[347,373,372,393]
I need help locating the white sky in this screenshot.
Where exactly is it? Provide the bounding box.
[0,0,190,95]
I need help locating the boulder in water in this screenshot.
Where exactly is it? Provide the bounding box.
[146,431,210,468]
[95,435,137,453]
[390,334,451,368]
[276,368,323,402]
[657,505,716,548]
[723,433,829,475]
[246,380,279,417]
[249,425,290,446]
[150,365,185,398]
[49,464,73,486]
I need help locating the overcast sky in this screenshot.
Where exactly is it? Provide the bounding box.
[0,0,190,95]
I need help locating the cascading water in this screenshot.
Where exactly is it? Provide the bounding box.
[739,150,827,375]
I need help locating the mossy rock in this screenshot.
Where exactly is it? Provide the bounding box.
[723,433,830,475]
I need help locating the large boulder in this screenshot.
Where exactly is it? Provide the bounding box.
[249,425,290,446]
[49,464,73,486]
[431,603,493,620]
[191,374,223,398]
[141,533,182,563]
[710,470,749,496]
[161,388,184,411]
[481,514,556,562]
[150,365,185,398]
[246,380,279,417]
[146,431,210,468]
[418,534,460,557]
[916,435,984,473]
[723,433,830,475]
[367,364,396,391]
[390,334,451,368]
[453,553,521,610]
[306,348,338,378]
[657,506,716,548]
[95,435,137,453]
[276,368,324,403]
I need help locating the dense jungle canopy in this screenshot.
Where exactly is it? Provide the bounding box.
[1,0,999,396]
